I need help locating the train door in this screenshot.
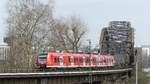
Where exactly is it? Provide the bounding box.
[92,55,97,67]
[78,55,84,67]
[103,56,107,66]
[83,56,86,67]
[99,55,104,67]
[50,53,59,67]
[63,54,69,67]
[85,55,90,67]
[69,55,74,67]
[59,55,64,67]
[105,56,109,66]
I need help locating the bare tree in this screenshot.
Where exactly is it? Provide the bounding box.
[50,16,87,53]
[65,16,87,53]
[6,0,54,68]
[5,0,87,69]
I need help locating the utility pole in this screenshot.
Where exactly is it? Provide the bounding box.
[88,40,91,55]
[87,39,92,84]
[136,55,138,84]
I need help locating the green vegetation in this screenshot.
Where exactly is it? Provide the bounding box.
[138,71,150,84]
[129,70,150,84]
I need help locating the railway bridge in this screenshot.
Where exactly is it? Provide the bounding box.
[0,21,135,84]
[0,68,133,84]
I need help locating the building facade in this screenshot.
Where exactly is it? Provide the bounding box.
[141,45,150,68]
[0,43,9,62]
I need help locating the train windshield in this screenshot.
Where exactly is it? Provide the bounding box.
[38,53,48,59]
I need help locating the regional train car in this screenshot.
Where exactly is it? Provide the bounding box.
[36,52,116,69]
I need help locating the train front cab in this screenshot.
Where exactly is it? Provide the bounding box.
[36,53,48,68]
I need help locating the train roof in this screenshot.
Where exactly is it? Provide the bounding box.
[47,52,113,57]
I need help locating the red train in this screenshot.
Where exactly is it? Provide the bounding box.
[36,52,115,68]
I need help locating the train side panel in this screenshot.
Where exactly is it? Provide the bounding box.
[38,52,115,68]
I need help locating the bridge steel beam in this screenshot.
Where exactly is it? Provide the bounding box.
[0,68,132,84]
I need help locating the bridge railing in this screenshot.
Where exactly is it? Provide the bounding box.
[0,67,133,73]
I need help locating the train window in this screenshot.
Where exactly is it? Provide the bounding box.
[109,58,112,62]
[85,58,87,63]
[69,57,74,63]
[105,58,107,63]
[38,53,47,60]
[83,58,85,62]
[107,58,112,62]
[79,58,83,63]
[107,58,109,62]
[92,58,96,62]
[54,58,56,62]
[54,58,58,63]
[103,59,106,63]
[111,59,114,62]
[59,58,64,63]
[75,58,78,63]
[96,58,99,62]
[99,58,103,63]
[85,58,90,63]
[74,58,76,63]
[39,56,47,59]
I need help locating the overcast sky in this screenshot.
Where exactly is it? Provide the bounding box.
[0,0,150,47]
